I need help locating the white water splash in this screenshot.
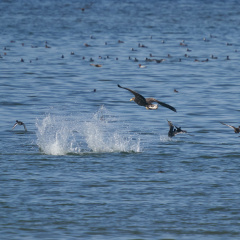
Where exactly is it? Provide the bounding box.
[160,135,172,142]
[36,113,81,155]
[36,106,141,155]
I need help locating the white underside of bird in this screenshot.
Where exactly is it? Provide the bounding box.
[146,104,158,110]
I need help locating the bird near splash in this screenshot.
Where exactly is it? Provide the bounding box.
[167,120,188,137]
[117,84,176,112]
[12,120,27,131]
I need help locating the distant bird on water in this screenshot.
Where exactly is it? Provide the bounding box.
[220,122,240,133]
[90,64,102,67]
[167,120,187,138]
[117,84,176,112]
[154,59,165,63]
[12,120,27,131]
[138,64,147,68]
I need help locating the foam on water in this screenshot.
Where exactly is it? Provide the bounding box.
[36,113,80,155]
[160,135,172,142]
[36,106,141,155]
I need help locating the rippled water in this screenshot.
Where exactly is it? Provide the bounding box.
[1,0,240,239]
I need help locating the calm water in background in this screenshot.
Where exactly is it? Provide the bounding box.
[1,0,240,239]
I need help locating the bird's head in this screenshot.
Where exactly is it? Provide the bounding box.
[130,97,135,101]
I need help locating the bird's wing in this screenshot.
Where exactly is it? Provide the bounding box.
[175,130,187,135]
[167,120,174,128]
[23,123,27,131]
[12,122,18,130]
[220,122,236,130]
[175,127,194,136]
[118,84,147,103]
[167,120,175,137]
[147,98,176,112]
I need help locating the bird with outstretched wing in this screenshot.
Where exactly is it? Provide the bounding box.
[118,84,176,112]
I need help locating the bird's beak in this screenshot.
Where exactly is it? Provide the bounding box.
[130,98,133,101]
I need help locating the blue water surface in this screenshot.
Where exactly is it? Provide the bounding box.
[1,0,240,239]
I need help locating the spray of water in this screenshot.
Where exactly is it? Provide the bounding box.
[36,113,80,155]
[36,106,141,155]
[160,135,172,142]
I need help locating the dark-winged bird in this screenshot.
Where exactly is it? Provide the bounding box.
[167,120,187,137]
[118,84,176,112]
[12,120,27,131]
[220,122,240,133]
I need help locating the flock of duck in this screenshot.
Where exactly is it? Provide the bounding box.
[1,34,235,65]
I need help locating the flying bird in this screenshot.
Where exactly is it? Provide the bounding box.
[220,122,240,133]
[12,120,27,131]
[118,84,176,112]
[167,120,187,137]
